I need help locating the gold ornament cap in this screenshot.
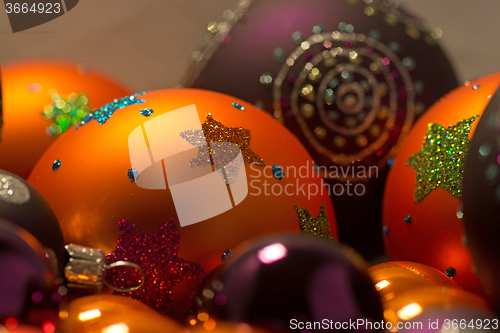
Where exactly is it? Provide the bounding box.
[64,243,145,294]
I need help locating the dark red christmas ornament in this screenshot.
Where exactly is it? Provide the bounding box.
[181,0,459,259]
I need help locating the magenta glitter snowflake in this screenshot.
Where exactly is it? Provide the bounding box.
[105,219,203,314]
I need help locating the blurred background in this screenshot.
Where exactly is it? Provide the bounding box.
[1,0,499,92]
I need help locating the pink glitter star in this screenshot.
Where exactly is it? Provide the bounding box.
[105,219,203,314]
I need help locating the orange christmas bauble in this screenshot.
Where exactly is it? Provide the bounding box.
[382,72,500,296]
[368,261,483,329]
[0,59,131,178]
[62,295,183,333]
[382,286,489,327]
[367,261,461,302]
[28,88,336,315]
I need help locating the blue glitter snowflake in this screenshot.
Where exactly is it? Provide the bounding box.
[127,168,139,182]
[272,165,285,180]
[52,159,61,171]
[140,108,154,117]
[76,92,146,129]
[231,102,244,110]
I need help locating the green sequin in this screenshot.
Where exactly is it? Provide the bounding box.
[295,203,336,243]
[406,116,479,203]
[42,92,90,136]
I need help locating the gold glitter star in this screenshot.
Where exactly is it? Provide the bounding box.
[295,203,336,243]
[406,116,478,203]
[181,113,265,167]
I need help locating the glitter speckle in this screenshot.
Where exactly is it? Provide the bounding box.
[312,25,323,34]
[52,160,61,171]
[127,169,139,182]
[77,92,145,128]
[221,249,233,262]
[382,226,389,235]
[402,57,416,71]
[404,214,412,224]
[43,92,91,135]
[105,219,203,314]
[272,165,285,180]
[407,116,478,202]
[445,267,457,278]
[485,163,499,181]
[273,47,285,62]
[259,74,273,85]
[231,102,244,110]
[291,31,302,44]
[0,173,30,205]
[295,203,336,243]
[472,84,480,90]
[140,109,154,117]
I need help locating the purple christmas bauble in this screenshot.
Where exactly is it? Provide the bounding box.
[188,235,384,332]
[0,219,60,327]
[181,0,459,259]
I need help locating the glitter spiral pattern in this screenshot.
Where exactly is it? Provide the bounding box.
[273,30,419,181]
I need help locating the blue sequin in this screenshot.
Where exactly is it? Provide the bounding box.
[445,267,456,278]
[127,169,139,182]
[272,165,285,180]
[382,226,389,235]
[76,92,146,129]
[52,159,61,171]
[231,102,244,110]
[140,108,154,117]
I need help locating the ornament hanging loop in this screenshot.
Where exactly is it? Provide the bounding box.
[103,260,145,293]
[64,243,145,294]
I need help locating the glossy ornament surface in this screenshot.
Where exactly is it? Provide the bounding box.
[382,72,500,296]
[0,219,60,329]
[61,294,183,333]
[181,0,459,259]
[0,169,64,266]
[189,235,383,332]
[463,86,500,313]
[367,261,461,301]
[0,59,131,178]
[382,287,491,331]
[62,295,183,333]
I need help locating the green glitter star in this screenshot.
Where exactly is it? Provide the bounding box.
[406,116,479,203]
[42,91,91,136]
[295,203,336,243]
